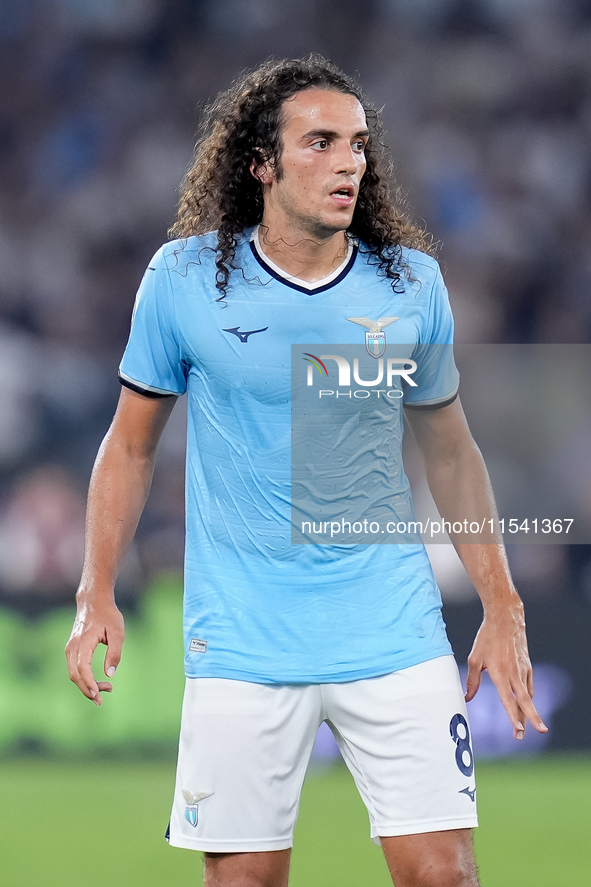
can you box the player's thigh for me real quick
[204,849,291,887]
[381,828,479,887]
[324,656,478,841]
[168,678,322,853]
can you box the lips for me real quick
[331,185,354,198]
[330,184,356,206]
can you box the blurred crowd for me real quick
[1,0,591,611]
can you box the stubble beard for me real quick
[280,198,354,245]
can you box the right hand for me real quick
[65,593,125,705]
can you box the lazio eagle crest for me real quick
[346,317,399,358]
[182,789,214,828]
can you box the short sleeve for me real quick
[119,246,188,397]
[403,262,459,410]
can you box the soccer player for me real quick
[66,56,547,887]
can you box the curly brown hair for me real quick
[169,54,434,299]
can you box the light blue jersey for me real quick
[119,230,459,682]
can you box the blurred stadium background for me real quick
[1,0,591,883]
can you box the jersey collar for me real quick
[249,226,357,295]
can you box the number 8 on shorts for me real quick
[450,713,474,777]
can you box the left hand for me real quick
[465,596,548,740]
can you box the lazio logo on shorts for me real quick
[182,790,214,828]
[346,317,399,358]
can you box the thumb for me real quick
[465,658,483,702]
[104,628,124,678]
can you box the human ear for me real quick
[250,150,275,185]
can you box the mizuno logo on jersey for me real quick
[346,316,399,358]
[223,326,269,343]
[458,786,476,802]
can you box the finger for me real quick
[464,657,483,702]
[74,638,102,701]
[65,640,98,702]
[95,681,113,703]
[69,670,100,704]
[485,665,526,734]
[514,702,526,740]
[495,674,548,737]
[513,682,548,734]
[104,628,124,678]
[526,666,534,698]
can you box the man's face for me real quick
[259,89,369,239]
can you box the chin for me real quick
[316,215,354,237]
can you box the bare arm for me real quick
[66,387,176,704]
[405,397,548,739]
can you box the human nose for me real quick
[332,141,362,176]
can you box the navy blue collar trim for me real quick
[249,240,358,294]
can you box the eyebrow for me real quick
[300,128,370,141]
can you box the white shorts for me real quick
[167,655,478,853]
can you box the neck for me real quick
[256,217,349,283]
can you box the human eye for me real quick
[311,139,329,150]
[352,139,367,153]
